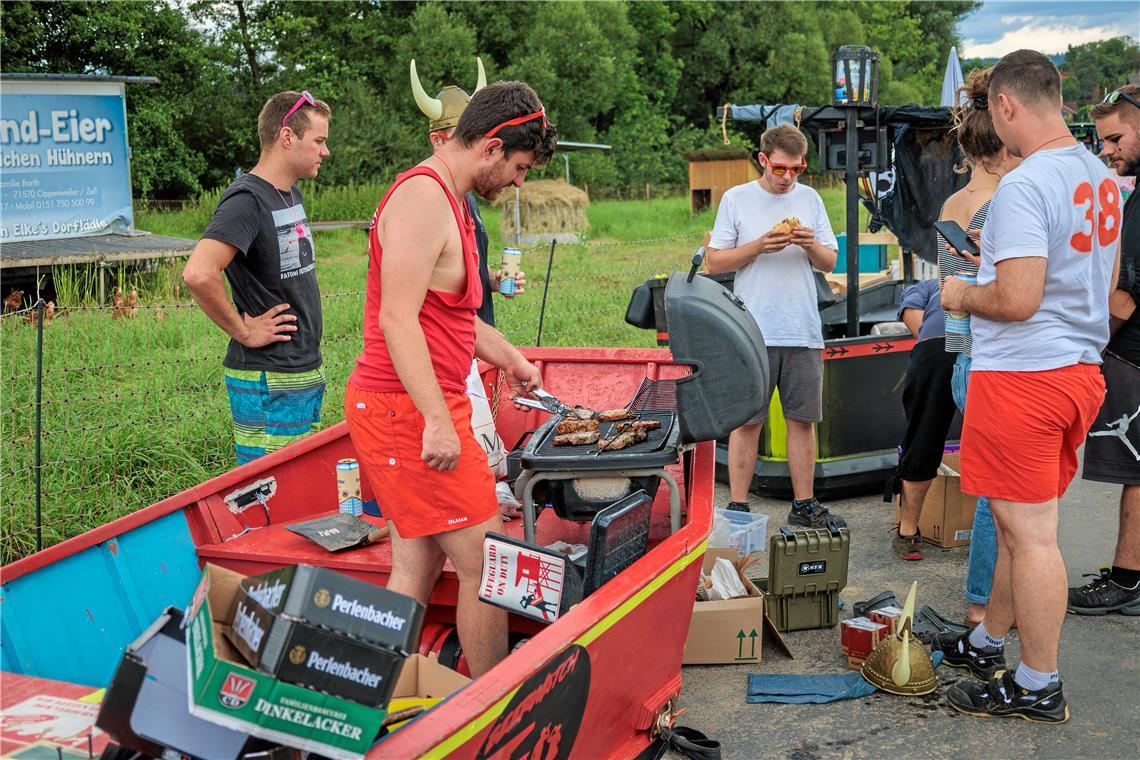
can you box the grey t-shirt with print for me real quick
[202,173,323,373]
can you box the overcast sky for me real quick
[958,0,1140,58]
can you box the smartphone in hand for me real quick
[934,219,980,257]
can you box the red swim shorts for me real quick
[960,363,1105,504]
[344,384,498,539]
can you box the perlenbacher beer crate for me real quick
[227,583,405,708]
[185,563,386,760]
[764,525,850,632]
[226,564,423,708]
[240,564,424,654]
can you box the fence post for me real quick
[535,240,557,347]
[33,298,45,553]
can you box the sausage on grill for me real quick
[556,418,600,435]
[554,430,600,446]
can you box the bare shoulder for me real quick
[382,174,449,217]
[941,187,991,227]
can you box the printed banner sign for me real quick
[1,82,133,242]
[479,535,568,624]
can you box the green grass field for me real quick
[1,186,868,563]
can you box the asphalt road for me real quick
[675,469,1139,760]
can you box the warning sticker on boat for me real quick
[479,535,567,624]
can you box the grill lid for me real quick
[664,271,769,443]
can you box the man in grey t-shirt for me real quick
[183,91,331,464]
[706,124,844,529]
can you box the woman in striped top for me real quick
[937,67,1022,626]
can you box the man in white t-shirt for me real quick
[939,49,1121,724]
[706,124,844,529]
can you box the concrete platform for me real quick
[676,471,1138,759]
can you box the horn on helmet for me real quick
[474,56,487,93]
[410,59,443,121]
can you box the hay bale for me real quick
[495,179,588,243]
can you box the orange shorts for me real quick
[344,384,498,539]
[960,364,1105,503]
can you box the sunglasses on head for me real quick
[761,155,807,177]
[485,107,547,139]
[281,91,316,128]
[1103,88,1140,110]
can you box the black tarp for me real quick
[869,107,967,262]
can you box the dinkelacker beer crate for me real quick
[186,563,387,760]
[765,525,850,632]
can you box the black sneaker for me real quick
[725,501,751,513]
[930,630,1005,680]
[787,498,846,529]
[947,669,1069,724]
[1067,568,1140,615]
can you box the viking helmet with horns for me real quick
[411,57,487,132]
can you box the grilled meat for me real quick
[554,430,600,446]
[595,408,634,422]
[598,428,649,451]
[614,419,661,433]
[569,406,595,420]
[556,418,600,435]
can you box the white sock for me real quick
[1014,662,1060,691]
[968,621,1004,650]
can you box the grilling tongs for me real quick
[512,387,575,416]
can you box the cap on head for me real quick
[410,57,488,132]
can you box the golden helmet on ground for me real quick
[860,581,938,696]
[410,57,487,132]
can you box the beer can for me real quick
[337,458,364,516]
[499,247,522,296]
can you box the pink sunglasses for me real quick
[281,91,316,127]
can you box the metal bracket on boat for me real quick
[222,476,276,541]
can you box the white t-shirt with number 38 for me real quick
[972,144,1121,372]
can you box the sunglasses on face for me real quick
[761,156,807,177]
[282,91,316,127]
[485,108,547,139]
[1103,88,1140,110]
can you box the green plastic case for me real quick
[764,526,850,631]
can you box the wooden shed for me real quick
[685,149,760,214]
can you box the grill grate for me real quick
[628,377,678,414]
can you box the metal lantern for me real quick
[832,45,879,107]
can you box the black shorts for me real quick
[1083,352,1140,486]
[897,338,958,482]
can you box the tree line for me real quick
[2,1,1132,199]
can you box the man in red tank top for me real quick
[346,81,557,677]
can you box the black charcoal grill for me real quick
[513,252,772,543]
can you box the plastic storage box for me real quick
[764,525,850,631]
[712,508,770,556]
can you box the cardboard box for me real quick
[186,563,387,760]
[240,564,424,655]
[868,605,904,635]
[385,654,472,729]
[682,549,765,665]
[895,453,978,548]
[840,616,889,669]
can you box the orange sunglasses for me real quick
[760,154,807,177]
